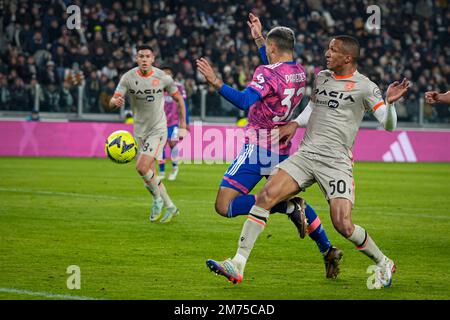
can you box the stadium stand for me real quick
[0,0,448,124]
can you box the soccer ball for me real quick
[104,130,137,164]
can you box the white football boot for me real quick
[375,256,396,288]
[150,197,164,222]
[159,206,179,224]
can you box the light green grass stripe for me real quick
[1,187,448,220]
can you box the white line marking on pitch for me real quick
[0,187,210,204]
[0,288,100,300]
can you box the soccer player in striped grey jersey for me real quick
[211,35,409,287]
[109,45,187,224]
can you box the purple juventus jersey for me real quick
[164,82,186,127]
[246,62,306,155]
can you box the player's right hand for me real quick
[425,91,439,104]
[196,58,223,89]
[113,96,125,109]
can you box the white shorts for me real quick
[277,150,355,204]
[136,134,167,160]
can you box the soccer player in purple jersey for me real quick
[196,14,342,283]
[159,66,190,181]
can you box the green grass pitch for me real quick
[0,157,449,300]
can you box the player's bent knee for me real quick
[214,201,228,217]
[135,155,155,176]
[135,163,149,176]
[333,222,354,238]
[330,212,354,237]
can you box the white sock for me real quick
[235,205,269,274]
[171,145,179,166]
[347,225,384,264]
[142,170,160,198]
[232,253,247,275]
[158,180,174,208]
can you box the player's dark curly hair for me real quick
[266,26,295,53]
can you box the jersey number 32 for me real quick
[273,87,305,122]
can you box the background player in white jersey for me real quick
[158,65,190,181]
[109,45,187,224]
[211,35,409,287]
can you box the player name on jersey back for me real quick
[285,73,306,83]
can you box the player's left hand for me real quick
[178,123,188,141]
[247,13,263,39]
[386,78,410,104]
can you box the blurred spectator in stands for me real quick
[205,85,221,116]
[10,77,30,111]
[92,46,108,70]
[60,81,75,112]
[27,31,46,54]
[53,46,71,76]
[85,70,101,113]
[0,73,11,109]
[75,45,91,66]
[38,60,60,86]
[42,84,60,112]
[101,61,118,80]
[14,53,34,83]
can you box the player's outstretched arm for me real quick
[425,90,450,104]
[196,57,261,110]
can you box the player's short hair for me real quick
[333,35,360,62]
[136,45,153,53]
[266,26,295,53]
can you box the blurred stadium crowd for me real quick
[0,0,448,123]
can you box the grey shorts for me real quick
[136,134,167,160]
[277,150,355,204]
